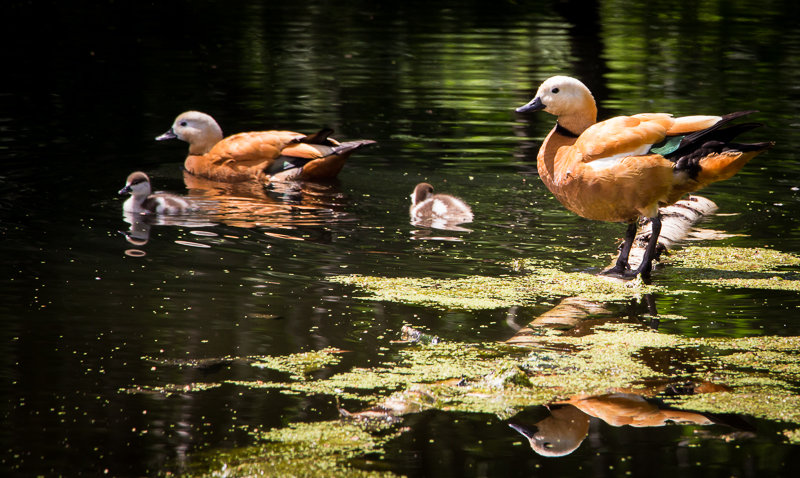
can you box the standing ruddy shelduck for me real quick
[156,111,375,183]
[516,76,772,278]
[410,182,474,225]
[119,171,191,214]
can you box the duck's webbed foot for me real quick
[601,221,637,277]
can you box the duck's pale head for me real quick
[119,171,152,197]
[411,182,434,205]
[516,76,597,132]
[156,111,224,155]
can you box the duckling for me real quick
[409,182,474,224]
[516,75,772,278]
[119,171,191,214]
[156,111,375,183]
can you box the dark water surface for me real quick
[2,0,800,476]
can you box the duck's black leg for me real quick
[633,213,662,278]
[604,221,637,275]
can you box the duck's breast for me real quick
[556,151,675,222]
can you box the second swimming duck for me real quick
[156,111,375,183]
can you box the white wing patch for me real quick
[585,143,653,171]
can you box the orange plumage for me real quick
[156,111,375,183]
[516,76,772,278]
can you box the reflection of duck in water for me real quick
[557,392,713,428]
[120,211,152,246]
[509,404,590,457]
[119,171,192,214]
[181,170,350,230]
[409,182,473,229]
[156,111,375,183]
[510,390,741,457]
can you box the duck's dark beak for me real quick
[515,96,545,113]
[155,129,177,141]
[508,422,538,439]
[119,185,132,195]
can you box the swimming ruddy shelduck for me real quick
[156,111,375,183]
[410,182,474,224]
[119,171,191,214]
[516,76,772,278]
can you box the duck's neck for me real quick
[188,123,224,155]
[189,134,222,156]
[538,128,571,180]
[537,117,588,193]
[555,99,597,136]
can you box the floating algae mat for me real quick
[185,420,402,478]
[249,347,345,380]
[331,261,662,310]
[178,324,800,476]
[331,247,800,311]
[666,246,800,291]
[180,247,800,475]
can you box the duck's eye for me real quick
[180,121,188,127]
[552,88,560,94]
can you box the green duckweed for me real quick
[331,267,660,310]
[249,347,344,380]
[178,246,800,474]
[185,421,401,477]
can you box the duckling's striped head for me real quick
[411,182,434,205]
[119,171,152,197]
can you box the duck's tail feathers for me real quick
[300,128,336,146]
[671,110,758,156]
[265,138,376,181]
[667,110,771,179]
[668,140,773,203]
[297,128,376,154]
[695,142,773,183]
[332,139,377,156]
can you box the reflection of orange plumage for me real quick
[156,111,375,183]
[557,392,712,427]
[516,76,772,278]
[510,389,724,458]
[181,170,351,230]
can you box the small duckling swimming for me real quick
[409,182,473,225]
[119,171,191,214]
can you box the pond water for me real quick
[2,0,800,476]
